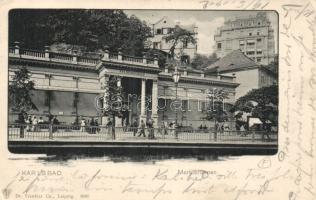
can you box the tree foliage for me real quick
[9,67,38,113]
[145,49,167,69]
[103,77,124,119]
[205,89,229,122]
[163,25,196,59]
[191,53,218,70]
[233,85,278,111]
[233,85,278,124]
[9,10,151,56]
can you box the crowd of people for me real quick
[79,117,100,134]
[17,112,59,132]
[15,111,275,141]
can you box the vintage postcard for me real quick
[0,0,315,200]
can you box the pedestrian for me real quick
[262,120,271,141]
[95,118,100,133]
[137,120,146,137]
[173,122,178,139]
[25,115,32,132]
[106,118,115,139]
[38,116,44,124]
[132,119,138,136]
[158,121,163,135]
[52,115,59,133]
[38,116,44,130]
[147,118,154,139]
[80,118,85,132]
[32,116,38,132]
[18,112,26,137]
[163,121,169,135]
[90,117,95,134]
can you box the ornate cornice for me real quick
[158,73,239,88]
[98,61,162,74]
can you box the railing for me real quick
[9,48,14,54]
[77,56,99,65]
[147,60,155,65]
[50,52,73,62]
[122,55,143,63]
[8,123,278,143]
[9,46,159,68]
[109,53,118,60]
[20,49,45,58]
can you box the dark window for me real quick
[257,38,262,42]
[249,32,252,36]
[257,32,260,35]
[247,51,255,55]
[183,39,188,48]
[217,43,222,49]
[257,57,262,62]
[181,55,190,64]
[156,29,162,34]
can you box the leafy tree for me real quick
[163,25,196,59]
[145,49,168,69]
[233,85,278,124]
[9,67,38,113]
[9,67,38,138]
[9,10,151,56]
[102,76,124,139]
[205,89,229,122]
[205,89,229,140]
[191,53,218,70]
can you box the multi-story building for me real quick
[214,12,275,65]
[205,50,277,99]
[9,43,238,128]
[145,16,198,63]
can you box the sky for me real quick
[124,10,278,55]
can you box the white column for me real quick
[140,79,147,123]
[115,77,122,127]
[151,79,158,127]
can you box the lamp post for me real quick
[172,66,181,138]
[207,88,217,141]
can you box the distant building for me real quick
[214,12,275,65]
[145,16,198,63]
[206,50,277,99]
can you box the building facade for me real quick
[9,44,238,128]
[206,50,277,99]
[145,16,198,63]
[214,12,275,65]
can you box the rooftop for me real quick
[205,50,260,73]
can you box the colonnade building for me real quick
[9,43,239,128]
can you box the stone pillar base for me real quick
[151,114,159,128]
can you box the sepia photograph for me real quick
[1,1,316,200]
[7,9,279,156]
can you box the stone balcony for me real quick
[9,42,159,68]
